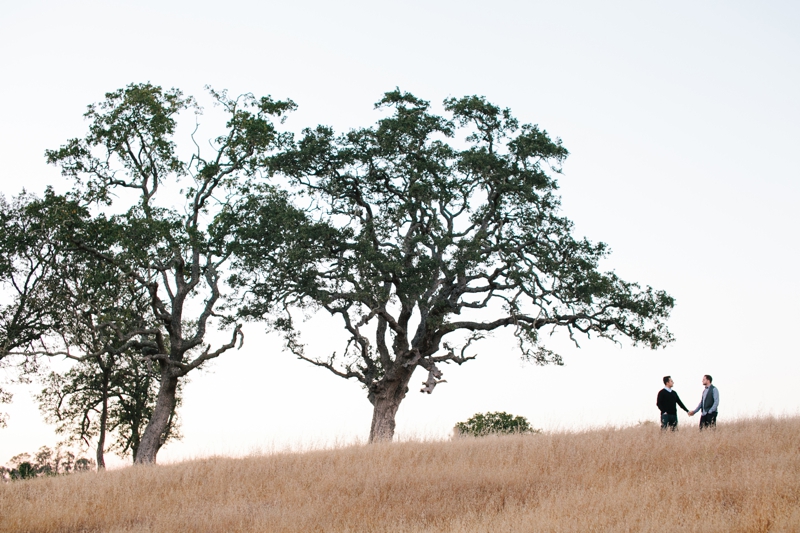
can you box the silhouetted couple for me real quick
[656,375,719,431]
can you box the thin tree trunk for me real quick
[368,368,413,443]
[96,368,110,471]
[134,367,178,464]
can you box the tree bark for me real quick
[134,367,178,464]
[368,367,413,443]
[96,368,109,471]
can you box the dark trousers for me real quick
[699,411,717,429]
[661,413,678,431]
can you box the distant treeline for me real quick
[1,446,94,481]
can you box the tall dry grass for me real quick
[2,416,798,533]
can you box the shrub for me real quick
[454,411,540,437]
[11,462,37,480]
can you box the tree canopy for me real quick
[43,83,303,463]
[0,192,86,426]
[232,90,675,442]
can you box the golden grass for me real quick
[2,416,799,533]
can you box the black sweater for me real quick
[656,389,689,415]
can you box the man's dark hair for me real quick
[663,375,671,385]
[705,374,713,383]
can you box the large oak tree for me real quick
[234,91,675,443]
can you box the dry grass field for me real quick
[2,416,799,533]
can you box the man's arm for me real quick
[710,387,720,413]
[656,390,666,412]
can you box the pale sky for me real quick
[1,0,799,467]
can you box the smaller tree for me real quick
[5,453,34,480]
[2,191,178,470]
[454,411,539,437]
[33,446,55,475]
[37,353,181,468]
[45,83,301,464]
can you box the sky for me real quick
[1,0,798,467]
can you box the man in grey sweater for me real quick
[688,374,719,429]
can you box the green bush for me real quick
[454,411,540,437]
[12,462,37,480]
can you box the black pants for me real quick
[661,413,678,431]
[699,411,717,429]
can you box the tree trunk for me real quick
[96,369,109,471]
[368,368,413,443]
[134,367,178,464]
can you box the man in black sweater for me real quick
[657,376,689,430]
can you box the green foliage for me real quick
[43,82,305,462]
[455,411,539,437]
[236,88,675,394]
[0,191,91,426]
[12,462,36,480]
[0,191,79,358]
[0,190,179,463]
[3,83,676,449]
[43,82,300,369]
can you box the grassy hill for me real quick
[2,416,798,532]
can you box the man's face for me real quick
[666,379,674,388]
[702,376,710,386]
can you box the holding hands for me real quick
[688,410,695,417]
